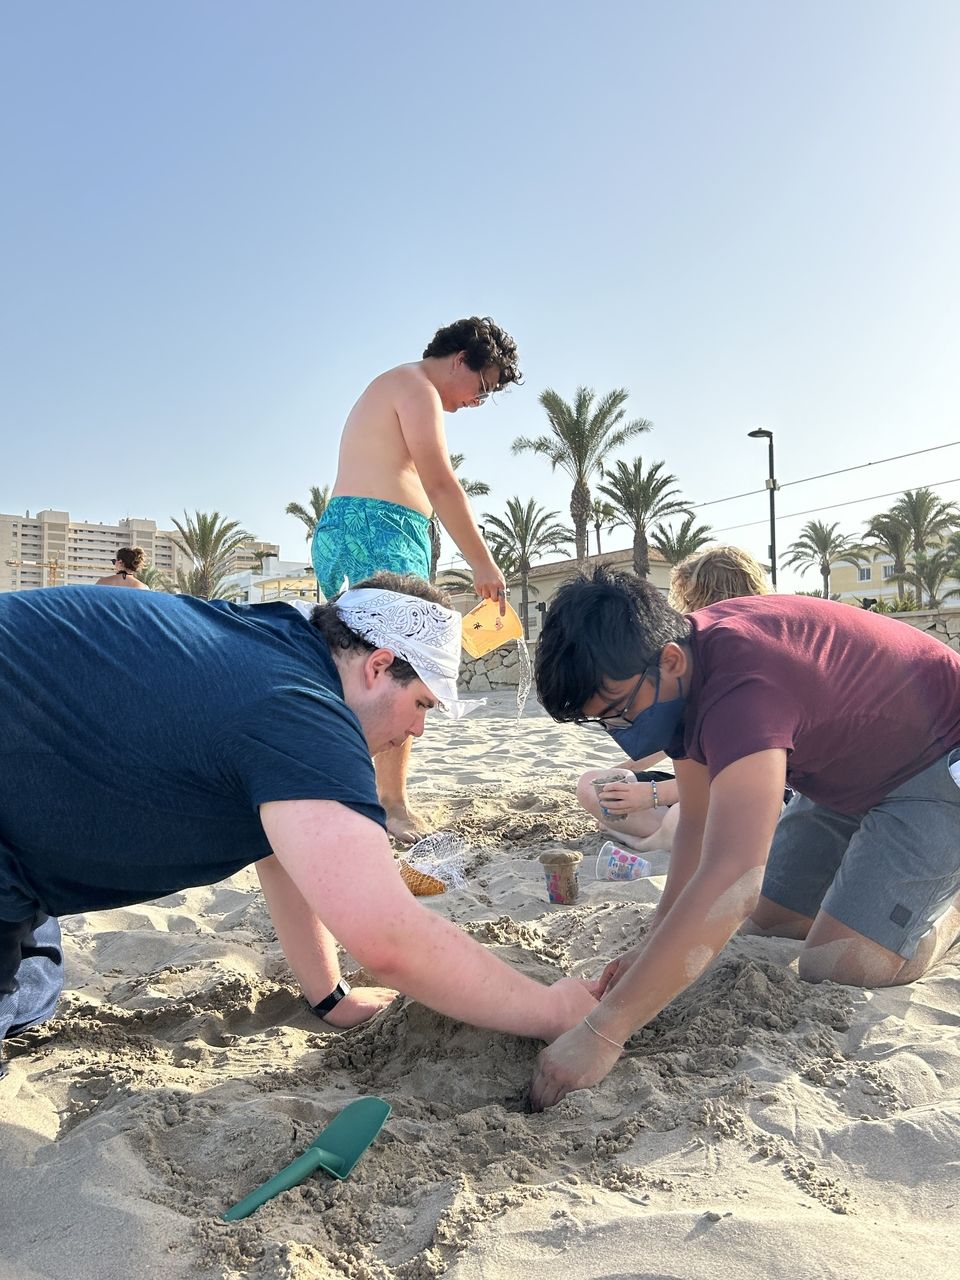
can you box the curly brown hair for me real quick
[115,547,145,572]
[423,316,521,390]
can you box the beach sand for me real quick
[2,694,958,1279]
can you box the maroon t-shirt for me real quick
[675,595,960,814]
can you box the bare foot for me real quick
[321,986,399,1029]
[601,826,666,853]
[385,804,430,845]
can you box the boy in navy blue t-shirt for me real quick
[0,576,596,1071]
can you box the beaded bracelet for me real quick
[650,778,659,809]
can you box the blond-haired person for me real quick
[577,546,771,853]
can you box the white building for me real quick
[0,509,195,592]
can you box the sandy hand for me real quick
[546,975,601,1039]
[598,780,652,814]
[321,986,398,1029]
[596,946,643,998]
[529,1020,623,1111]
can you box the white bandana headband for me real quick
[333,588,484,719]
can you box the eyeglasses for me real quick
[473,369,493,405]
[572,667,657,729]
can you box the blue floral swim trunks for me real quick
[311,496,433,599]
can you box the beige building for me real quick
[0,511,280,594]
[441,545,672,639]
[0,509,195,592]
[831,556,960,605]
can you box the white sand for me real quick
[1,695,958,1279]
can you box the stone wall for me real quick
[891,607,960,652]
[460,640,536,692]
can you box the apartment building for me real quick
[0,509,194,592]
[832,556,960,605]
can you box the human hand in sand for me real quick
[529,1020,623,1111]
[320,986,399,1029]
[596,947,644,997]
[547,975,602,1038]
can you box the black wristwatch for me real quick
[309,978,352,1020]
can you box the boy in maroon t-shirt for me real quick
[528,566,960,1110]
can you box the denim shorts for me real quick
[761,748,960,958]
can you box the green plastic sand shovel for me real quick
[223,1096,392,1221]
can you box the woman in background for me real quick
[95,546,151,590]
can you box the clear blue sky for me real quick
[2,1,958,589]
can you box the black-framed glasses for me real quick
[572,666,658,730]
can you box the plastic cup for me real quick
[595,840,654,881]
[539,850,583,904]
[591,769,635,823]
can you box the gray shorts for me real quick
[761,749,960,958]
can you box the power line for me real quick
[690,440,960,511]
[710,475,960,535]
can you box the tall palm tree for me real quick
[481,498,573,638]
[589,498,617,557]
[781,520,866,599]
[171,510,252,600]
[512,387,651,560]
[862,509,912,604]
[650,513,714,567]
[286,485,331,541]
[429,454,491,581]
[889,487,960,603]
[597,458,690,579]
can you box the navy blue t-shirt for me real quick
[0,587,385,918]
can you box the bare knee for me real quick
[576,770,603,818]
[743,895,813,940]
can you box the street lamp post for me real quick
[747,428,778,589]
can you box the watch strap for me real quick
[309,978,352,1019]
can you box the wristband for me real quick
[650,779,659,809]
[309,978,352,1020]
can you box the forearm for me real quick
[367,905,561,1038]
[256,855,340,1003]
[591,864,763,1043]
[649,810,703,923]
[426,478,493,567]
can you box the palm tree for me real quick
[781,520,867,598]
[862,509,912,604]
[651,513,714,567]
[286,485,331,541]
[481,498,573,638]
[429,453,491,581]
[889,488,960,603]
[171,510,252,600]
[892,550,960,609]
[597,458,690,579]
[139,563,172,592]
[512,387,652,561]
[589,498,617,557]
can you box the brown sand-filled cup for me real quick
[591,769,635,823]
[539,850,583,904]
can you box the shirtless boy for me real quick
[312,316,521,842]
